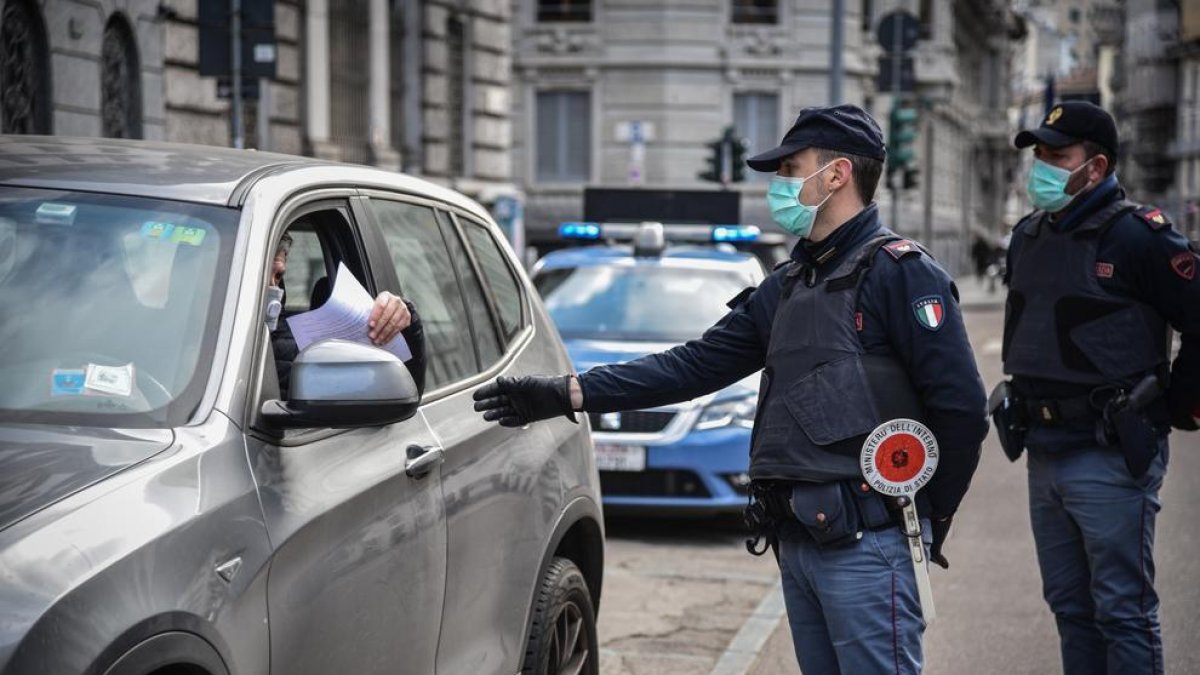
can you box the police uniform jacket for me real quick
[578,204,989,518]
[1005,175,1200,448]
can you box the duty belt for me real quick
[1022,390,1115,426]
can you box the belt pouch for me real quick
[790,482,862,548]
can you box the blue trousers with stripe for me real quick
[1027,442,1167,675]
[778,524,928,674]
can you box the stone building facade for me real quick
[512,0,1019,273]
[1,0,516,196]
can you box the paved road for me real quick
[596,306,1200,674]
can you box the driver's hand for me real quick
[368,292,411,345]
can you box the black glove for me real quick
[929,516,952,570]
[472,375,578,427]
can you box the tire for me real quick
[521,557,599,675]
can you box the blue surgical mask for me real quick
[1027,158,1093,212]
[767,162,835,238]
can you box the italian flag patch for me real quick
[912,295,945,331]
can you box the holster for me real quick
[989,380,1028,462]
[1098,404,1160,479]
[1096,373,1164,479]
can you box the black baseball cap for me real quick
[746,104,886,172]
[1014,101,1118,157]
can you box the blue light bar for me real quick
[711,225,760,242]
[559,222,602,239]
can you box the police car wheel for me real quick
[521,557,598,675]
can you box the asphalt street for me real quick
[596,306,1200,674]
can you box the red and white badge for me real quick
[860,418,939,496]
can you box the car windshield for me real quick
[535,264,750,342]
[0,187,238,428]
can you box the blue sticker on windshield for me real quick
[51,369,86,396]
[140,220,175,240]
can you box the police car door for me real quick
[243,198,447,674]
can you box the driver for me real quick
[268,232,426,399]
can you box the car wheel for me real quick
[522,557,598,675]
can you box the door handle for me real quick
[405,444,445,478]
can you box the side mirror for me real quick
[261,339,420,429]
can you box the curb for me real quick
[709,580,788,675]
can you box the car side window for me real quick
[459,218,525,345]
[439,213,503,368]
[369,199,478,389]
[279,226,327,313]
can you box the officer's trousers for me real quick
[777,523,927,674]
[1027,441,1167,675]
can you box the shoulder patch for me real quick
[1134,206,1171,231]
[883,239,922,261]
[1170,251,1197,281]
[912,295,945,331]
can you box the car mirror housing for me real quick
[261,339,420,429]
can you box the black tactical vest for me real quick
[1003,200,1170,388]
[749,234,926,482]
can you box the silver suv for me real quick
[0,137,603,675]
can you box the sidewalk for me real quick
[954,275,1005,310]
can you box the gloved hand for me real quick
[929,516,952,569]
[472,375,578,427]
[1167,384,1199,431]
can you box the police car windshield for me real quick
[535,265,749,342]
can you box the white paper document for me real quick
[285,262,413,361]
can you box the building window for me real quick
[732,0,777,25]
[101,15,143,139]
[536,91,590,182]
[447,15,466,176]
[0,0,51,134]
[734,93,778,182]
[537,0,591,22]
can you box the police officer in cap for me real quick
[473,104,988,673]
[996,100,1200,674]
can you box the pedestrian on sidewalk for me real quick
[993,100,1200,675]
[473,105,989,674]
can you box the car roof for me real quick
[535,244,765,277]
[0,136,485,214]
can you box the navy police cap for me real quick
[1014,101,1118,158]
[747,104,886,172]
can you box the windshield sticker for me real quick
[84,363,134,397]
[35,202,77,226]
[169,225,206,246]
[140,220,175,240]
[51,369,87,396]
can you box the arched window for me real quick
[0,0,52,134]
[101,14,142,138]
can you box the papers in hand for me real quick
[285,262,413,361]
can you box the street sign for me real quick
[877,10,921,53]
[198,0,277,79]
[877,55,916,92]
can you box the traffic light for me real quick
[729,131,749,183]
[698,137,725,184]
[888,100,919,184]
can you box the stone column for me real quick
[305,0,338,159]
[368,0,401,170]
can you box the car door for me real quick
[241,197,448,674]
[361,195,580,673]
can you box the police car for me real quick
[532,221,767,514]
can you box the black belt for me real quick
[1023,392,1109,426]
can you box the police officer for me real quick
[997,101,1200,675]
[474,105,988,674]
